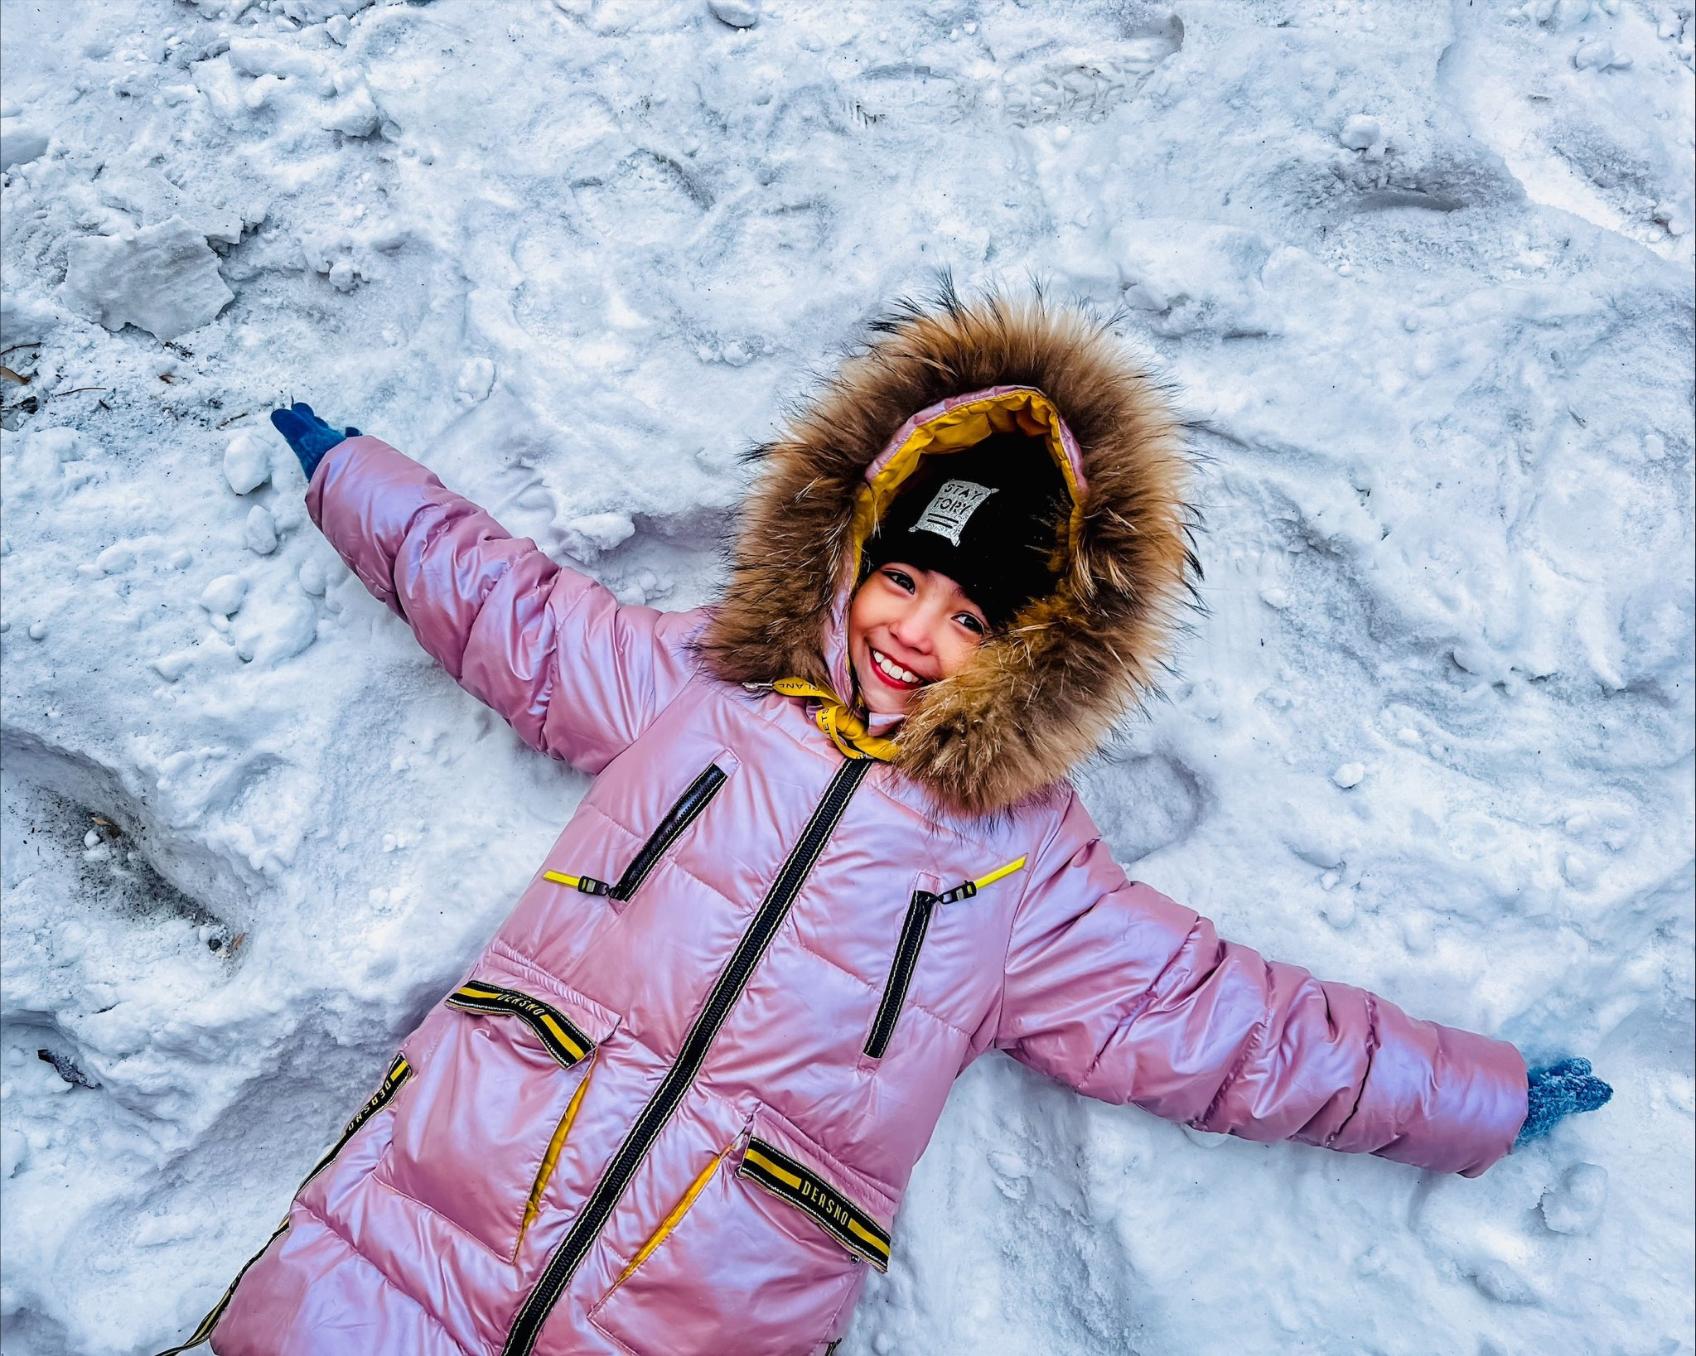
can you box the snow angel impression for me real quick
[158,286,1611,1356]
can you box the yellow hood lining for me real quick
[846,388,1086,589]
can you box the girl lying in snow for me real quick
[163,288,1609,1356]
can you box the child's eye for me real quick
[955,613,986,637]
[882,569,915,593]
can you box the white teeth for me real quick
[872,648,921,685]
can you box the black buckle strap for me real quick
[738,1137,892,1271]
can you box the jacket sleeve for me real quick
[995,791,1528,1177]
[305,436,701,773]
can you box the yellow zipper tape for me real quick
[515,1059,595,1257]
[616,1148,728,1284]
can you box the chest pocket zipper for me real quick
[543,763,728,902]
[863,857,1027,1060]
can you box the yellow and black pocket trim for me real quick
[738,1138,892,1271]
[302,1053,412,1188]
[446,979,594,1070]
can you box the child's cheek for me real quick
[845,581,871,645]
[846,585,876,665]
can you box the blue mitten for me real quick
[270,402,361,480]
[1515,1056,1612,1147]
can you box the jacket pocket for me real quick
[862,858,1028,1061]
[543,760,730,903]
[374,963,620,1260]
[589,1106,892,1356]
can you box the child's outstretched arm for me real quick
[273,404,699,773]
[995,791,1603,1177]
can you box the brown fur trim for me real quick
[697,280,1200,817]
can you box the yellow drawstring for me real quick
[772,678,901,763]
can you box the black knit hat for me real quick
[862,432,1069,628]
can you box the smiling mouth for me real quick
[869,646,927,691]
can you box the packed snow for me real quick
[1,1,1691,1354]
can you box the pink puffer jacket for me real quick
[182,295,1527,1356]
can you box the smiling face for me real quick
[847,562,990,716]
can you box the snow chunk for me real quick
[1652,200,1691,238]
[456,357,496,404]
[0,291,57,351]
[60,217,233,342]
[0,117,49,171]
[89,165,250,247]
[244,505,279,555]
[226,37,327,82]
[223,432,272,495]
[1331,762,1366,789]
[199,574,247,617]
[94,542,135,575]
[1338,115,1383,154]
[709,0,761,27]
[1573,39,1632,71]
[151,649,196,683]
[562,512,636,560]
[232,592,317,666]
[322,82,380,137]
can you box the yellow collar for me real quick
[772,678,900,763]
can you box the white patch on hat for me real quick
[909,479,996,547]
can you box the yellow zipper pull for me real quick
[935,855,1027,905]
[543,870,611,896]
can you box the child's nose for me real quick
[890,608,937,653]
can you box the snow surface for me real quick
[1,1,1691,1353]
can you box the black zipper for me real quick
[610,763,727,901]
[562,764,728,901]
[863,891,936,1060]
[501,756,872,1356]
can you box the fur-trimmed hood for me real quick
[698,284,1200,818]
